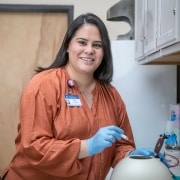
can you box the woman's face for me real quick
[67,24,104,76]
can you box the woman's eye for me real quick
[78,41,86,46]
[93,43,102,49]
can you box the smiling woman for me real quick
[65,23,104,108]
[0,4,73,175]
[0,12,169,180]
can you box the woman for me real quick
[1,13,161,180]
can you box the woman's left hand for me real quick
[129,148,154,157]
[129,148,170,168]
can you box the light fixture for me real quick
[107,0,134,40]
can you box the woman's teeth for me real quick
[81,57,94,62]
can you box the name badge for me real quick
[64,94,82,107]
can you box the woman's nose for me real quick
[84,45,95,54]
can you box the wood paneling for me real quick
[0,10,69,173]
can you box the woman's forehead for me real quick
[73,24,102,40]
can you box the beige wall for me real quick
[0,0,130,40]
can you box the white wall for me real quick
[0,0,130,40]
[111,41,177,149]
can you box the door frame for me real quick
[0,4,74,26]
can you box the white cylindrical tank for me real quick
[111,155,172,180]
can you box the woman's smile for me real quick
[80,57,95,63]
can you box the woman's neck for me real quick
[65,65,96,93]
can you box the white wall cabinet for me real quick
[135,0,144,60]
[157,0,178,48]
[144,0,157,55]
[135,0,180,64]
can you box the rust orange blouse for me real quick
[2,67,135,180]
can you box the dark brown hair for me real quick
[36,13,113,84]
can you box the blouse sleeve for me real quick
[19,77,83,177]
[111,87,136,167]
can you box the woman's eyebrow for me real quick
[76,38,102,43]
[94,40,103,44]
[76,37,87,41]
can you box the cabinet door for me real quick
[157,0,177,48]
[144,0,157,55]
[135,0,145,60]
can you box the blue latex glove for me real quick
[129,148,154,157]
[130,148,170,168]
[87,125,124,156]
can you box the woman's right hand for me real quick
[87,125,124,156]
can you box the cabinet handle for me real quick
[173,8,176,15]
